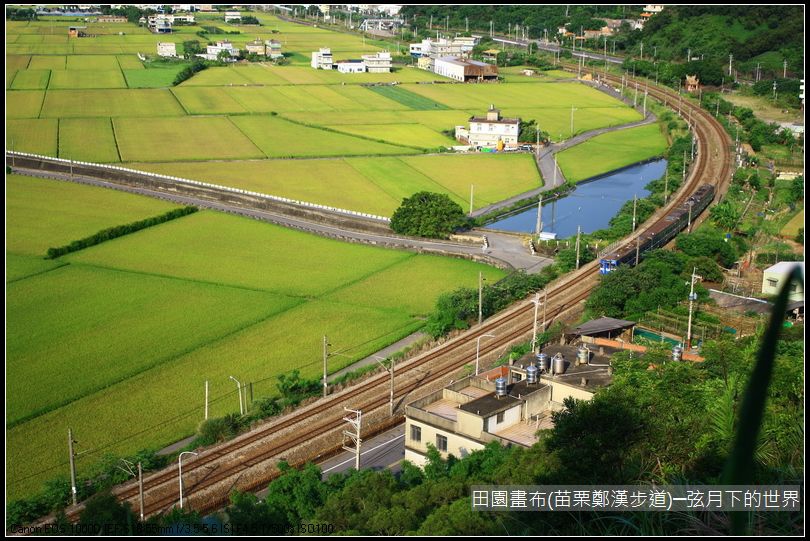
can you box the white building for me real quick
[196,40,239,61]
[224,11,241,22]
[311,47,335,69]
[433,56,498,83]
[156,41,177,57]
[405,344,613,467]
[762,262,805,302]
[410,37,473,60]
[337,60,366,73]
[361,50,392,73]
[455,105,520,149]
[643,4,665,13]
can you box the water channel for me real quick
[485,159,668,239]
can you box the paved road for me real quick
[318,424,405,480]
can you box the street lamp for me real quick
[178,451,198,509]
[530,293,542,353]
[229,376,243,415]
[374,356,395,416]
[475,334,496,375]
[686,267,703,349]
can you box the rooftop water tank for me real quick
[495,377,508,397]
[552,353,566,375]
[537,353,550,373]
[526,364,539,384]
[577,345,589,366]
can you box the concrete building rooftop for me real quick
[459,379,548,417]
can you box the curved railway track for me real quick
[32,67,732,526]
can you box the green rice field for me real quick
[59,118,121,162]
[7,205,504,498]
[5,174,178,256]
[114,116,265,162]
[5,11,669,502]
[556,123,668,183]
[129,152,542,216]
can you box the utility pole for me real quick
[531,293,541,352]
[137,462,144,521]
[575,225,582,270]
[570,105,576,137]
[469,184,474,215]
[728,53,733,76]
[783,59,787,78]
[535,126,540,158]
[686,267,702,349]
[635,236,641,266]
[68,428,78,506]
[490,20,493,38]
[687,201,694,233]
[687,47,690,63]
[639,40,643,61]
[465,17,468,32]
[478,271,484,325]
[342,408,362,470]
[374,357,395,416]
[632,194,638,232]
[535,195,543,235]
[322,336,329,397]
[542,288,548,332]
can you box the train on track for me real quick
[599,183,715,274]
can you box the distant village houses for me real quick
[246,38,283,59]
[97,15,127,23]
[455,105,520,150]
[224,11,242,22]
[157,41,177,57]
[311,48,391,73]
[196,40,239,62]
[685,74,701,93]
[311,47,335,69]
[434,57,498,83]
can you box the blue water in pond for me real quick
[485,159,667,239]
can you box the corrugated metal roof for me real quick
[571,317,636,336]
[764,261,804,275]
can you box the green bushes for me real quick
[173,61,207,85]
[424,266,559,338]
[676,227,739,267]
[196,414,241,446]
[6,449,166,529]
[390,192,470,239]
[46,206,197,259]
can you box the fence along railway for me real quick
[20,65,732,526]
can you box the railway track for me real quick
[28,66,732,526]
